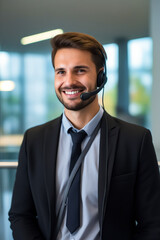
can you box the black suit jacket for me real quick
[9,111,160,240]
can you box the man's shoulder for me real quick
[25,115,62,140]
[104,111,150,138]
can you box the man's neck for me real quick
[64,100,100,130]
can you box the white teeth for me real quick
[65,90,79,95]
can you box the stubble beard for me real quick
[55,92,96,111]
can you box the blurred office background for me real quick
[0,0,160,239]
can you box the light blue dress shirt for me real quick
[56,106,104,240]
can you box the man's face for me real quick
[54,48,98,111]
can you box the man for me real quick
[9,32,160,240]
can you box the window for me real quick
[128,37,152,128]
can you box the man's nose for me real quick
[65,72,76,85]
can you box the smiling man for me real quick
[9,32,160,240]
[54,47,100,127]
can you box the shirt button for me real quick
[71,237,75,240]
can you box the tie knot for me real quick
[69,129,87,145]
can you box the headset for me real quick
[80,50,108,101]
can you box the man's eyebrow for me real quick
[55,65,89,72]
[74,65,89,69]
[55,67,65,72]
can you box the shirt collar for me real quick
[62,106,104,137]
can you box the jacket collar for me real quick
[98,111,120,235]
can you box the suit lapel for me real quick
[98,112,119,233]
[43,116,62,238]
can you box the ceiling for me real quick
[0,0,150,53]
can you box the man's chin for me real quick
[58,95,96,111]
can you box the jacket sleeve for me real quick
[8,131,45,240]
[133,130,160,240]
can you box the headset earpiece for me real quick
[80,49,108,101]
[97,70,107,87]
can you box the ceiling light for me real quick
[21,28,63,45]
[0,80,15,91]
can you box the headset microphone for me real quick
[80,75,107,100]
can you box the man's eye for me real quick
[77,69,86,73]
[57,70,65,75]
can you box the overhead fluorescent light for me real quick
[21,28,63,45]
[0,80,15,91]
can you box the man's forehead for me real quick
[54,48,94,67]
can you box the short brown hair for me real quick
[50,32,107,72]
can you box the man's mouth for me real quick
[64,90,81,95]
[60,87,85,97]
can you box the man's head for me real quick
[51,32,107,73]
[50,32,107,112]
